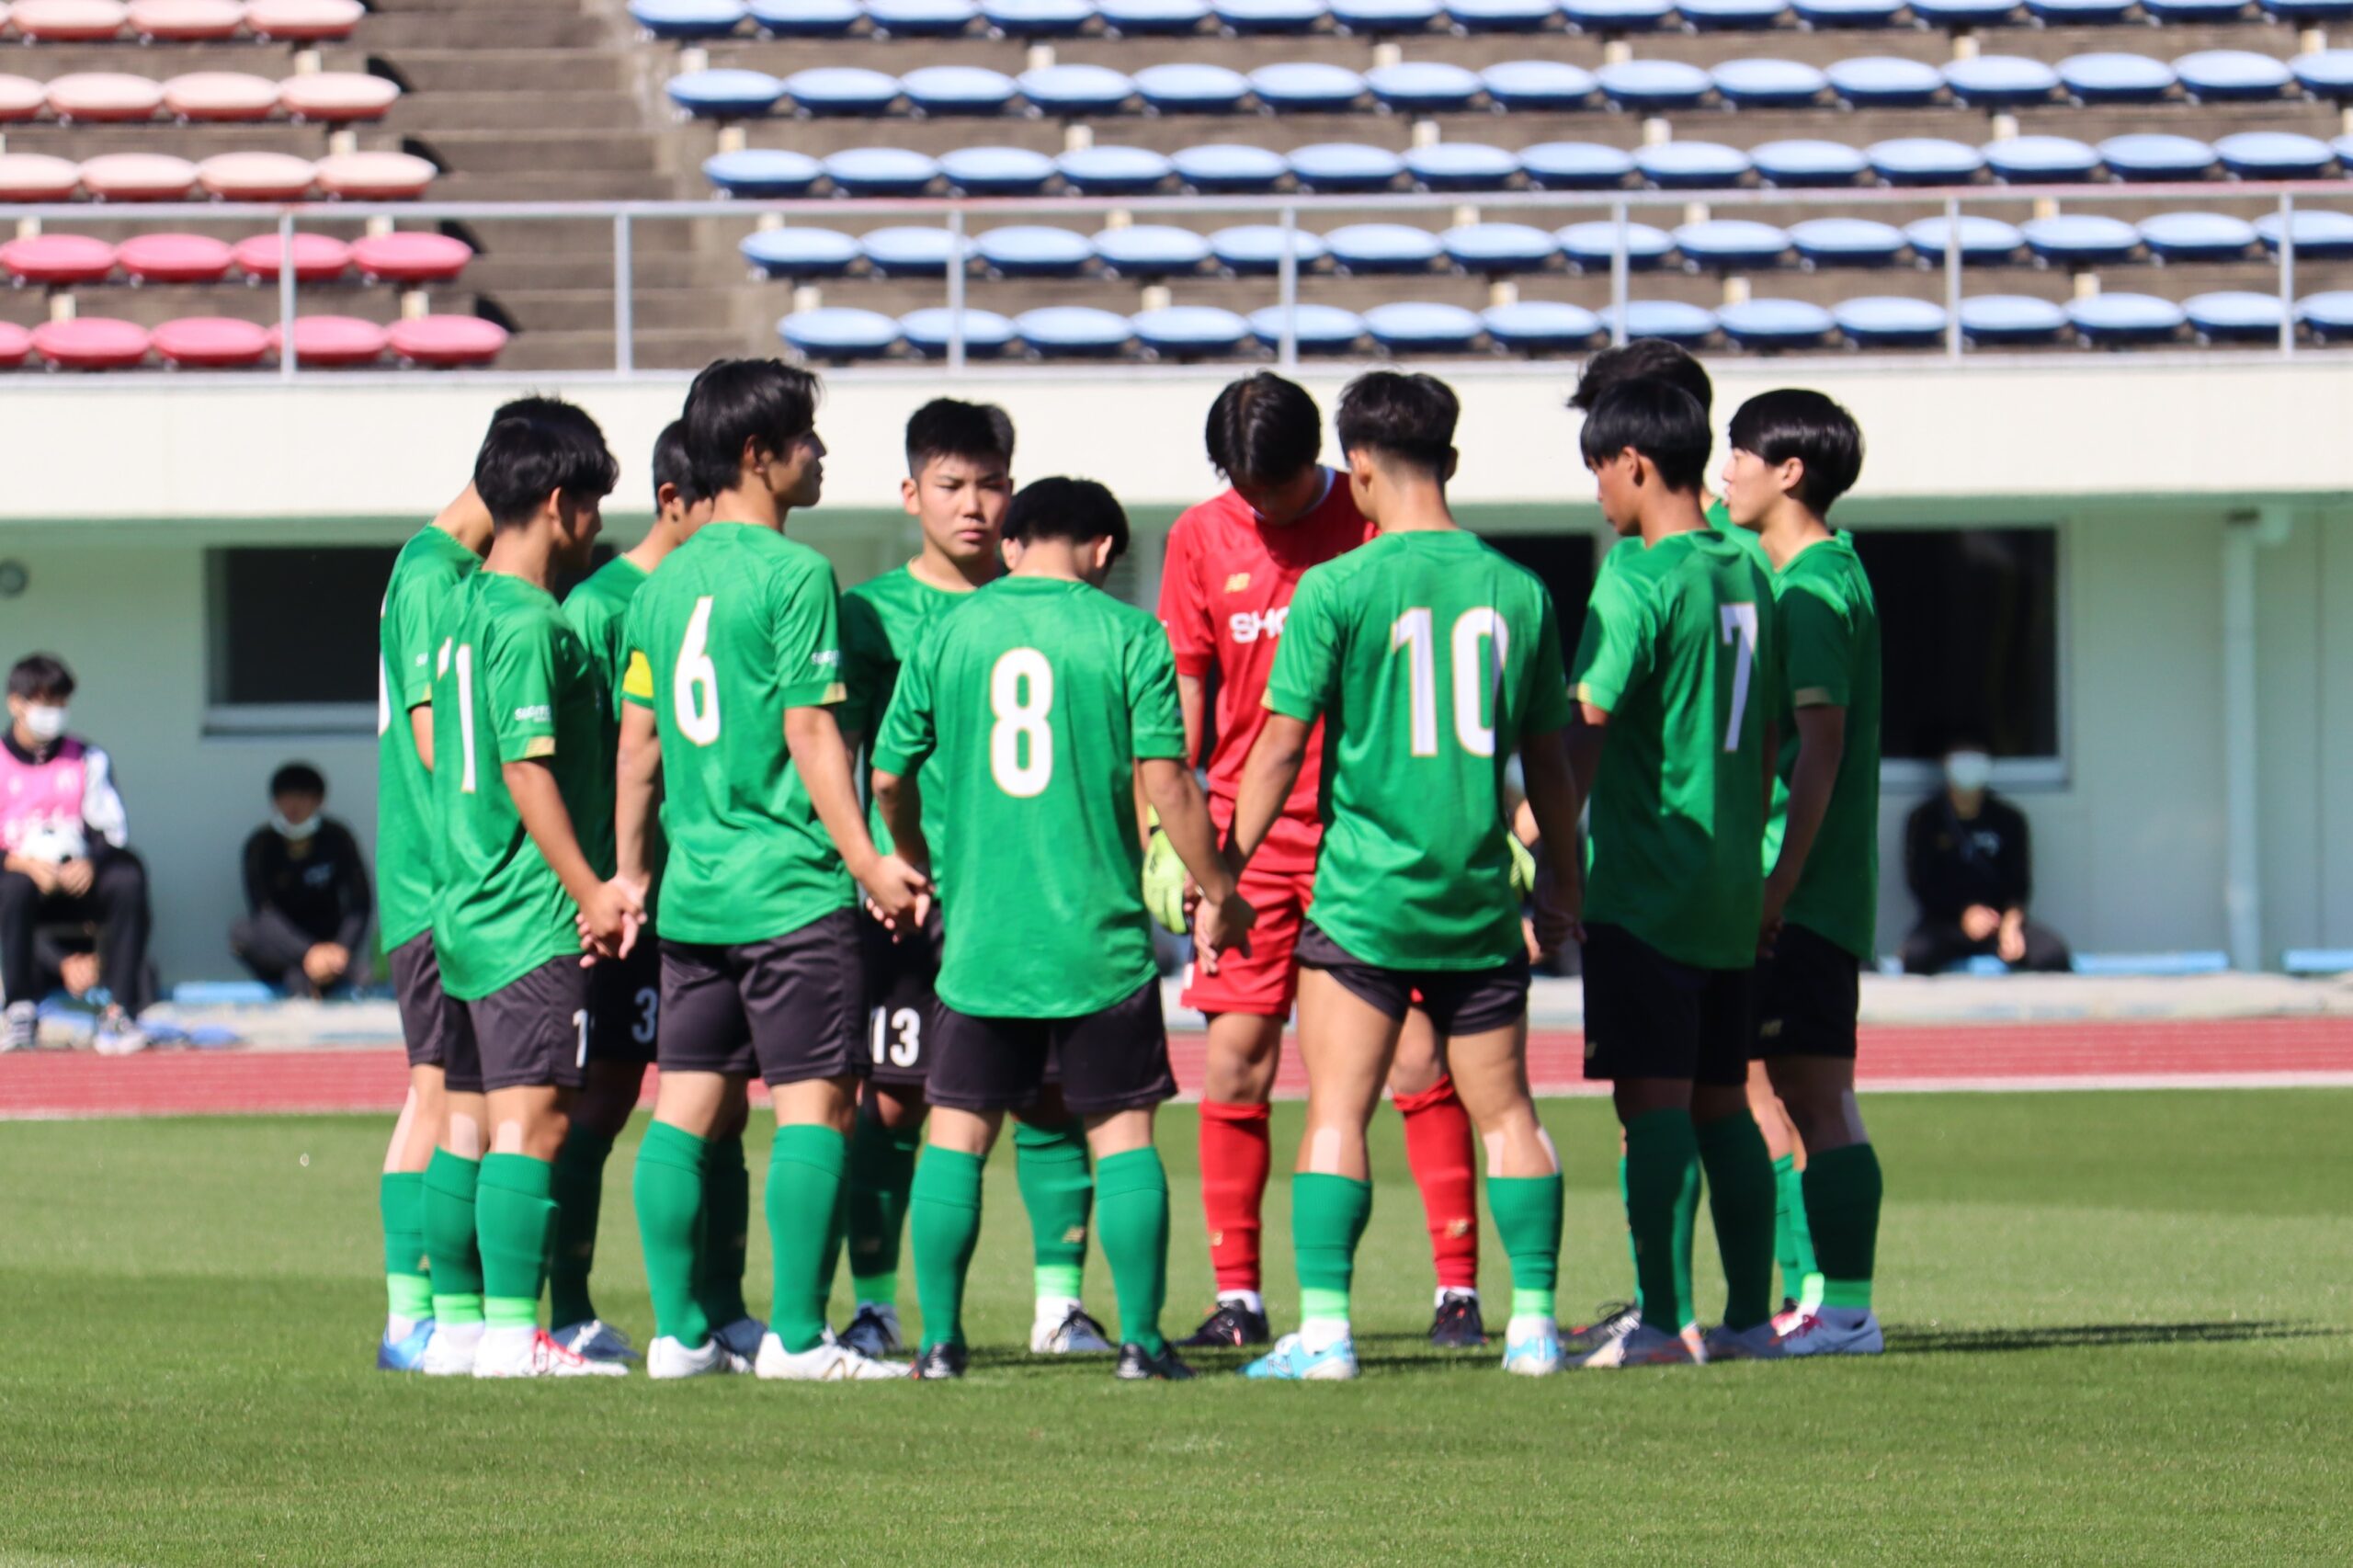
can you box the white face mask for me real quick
[22,703,67,742]
[1945,750,1994,793]
[271,810,321,842]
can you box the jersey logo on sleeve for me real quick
[513,703,552,724]
[1224,572,1252,594]
[1229,607,1289,644]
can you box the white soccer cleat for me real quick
[755,1330,908,1381]
[1241,1331,1359,1381]
[1583,1323,1699,1369]
[3,1001,36,1053]
[840,1303,902,1358]
[92,1006,148,1056]
[1030,1302,1115,1355]
[1501,1316,1563,1376]
[418,1321,484,1377]
[1778,1308,1884,1358]
[1701,1322,1787,1362]
[647,1334,748,1380]
[472,1325,630,1379]
[712,1315,768,1362]
[552,1318,641,1364]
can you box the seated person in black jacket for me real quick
[232,763,373,995]
[1902,743,2071,974]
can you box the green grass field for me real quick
[3,1091,2349,1565]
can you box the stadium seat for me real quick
[2301,290,2353,340]
[1286,141,1403,191]
[780,306,904,359]
[2269,0,2353,19]
[2024,213,2139,266]
[2281,947,2353,974]
[2256,209,2353,259]
[1675,218,1791,268]
[1957,293,2067,345]
[1247,301,1364,351]
[859,224,968,276]
[1868,137,1984,186]
[2290,50,2353,98]
[1015,304,1133,356]
[2141,0,2249,19]
[705,146,824,196]
[1612,299,1717,345]
[2056,52,2176,105]
[629,0,752,40]
[747,0,861,34]
[2138,210,2256,262]
[46,73,164,123]
[1480,62,1597,112]
[1172,142,1287,192]
[1054,144,1172,193]
[1718,297,1835,349]
[1834,294,1949,347]
[1363,300,1483,353]
[199,150,316,199]
[975,222,1094,276]
[1561,0,1675,28]
[1330,0,1441,28]
[1210,222,1327,272]
[786,67,901,116]
[1404,142,1519,191]
[1448,0,1562,28]
[1634,142,1751,188]
[2025,0,2133,18]
[1983,135,2101,183]
[1133,62,1249,113]
[2334,131,2353,166]
[1908,0,2018,24]
[231,231,348,281]
[1711,59,1828,108]
[822,147,938,196]
[1326,222,1444,272]
[0,152,81,199]
[868,0,981,34]
[1018,63,1135,115]
[1680,0,1790,25]
[13,0,130,42]
[740,226,861,278]
[1794,0,1906,22]
[0,322,34,368]
[940,144,1056,194]
[1827,56,1943,108]
[902,64,1017,115]
[1904,213,2025,262]
[898,305,1018,357]
[1481,300,1605,353]
[1520,142,1635,189]
[2,233,117,285]
[389,316,507,368]
[1131,303,1251,356]
[1248,62,1366,113]
[82,152,199,200]
[164,71,280,122]
[2182,290,2286,341]
[0,76,40,121]
[1094,222,1212,275]
[1941,56,2059,108]
[279,72,398,123]
[2213,131,2336,178]
[2066,291,2184,346]
[1790,216,1909,266]
[347,231,472,285]
[2068,949,2228,974]
[118,232,233,283]
[244,0,361,41]
[983,0,1097,33]
[268,314,384,366]
[130,0,247,42]
[1369,61,1483,113]
[313,150,438,199]
[1098,0,1212,30]
[1440,221,1556,272]
[1559,218,1676,268]
[2098,132,2216,181]
[32,316,149,369]
[2173,50,2290,101]
[1750,140,1869,187]
[152,316,270,369]
[1597,60,1712,111]
[669,67,787,118]
[1213,0,1328,30]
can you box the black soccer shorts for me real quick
[1754,921,1862,1061]
[928,979,1174,1117]
[1294,921,1530,1036]
[657,908,865,1087]
[466,954,593,1094]
[390,932,481,1094]
[1580,923,1753,1088]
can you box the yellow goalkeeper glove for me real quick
[1142,824,1188,935]
[1508,832,1537,899]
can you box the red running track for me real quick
[6,1017,2353,1119]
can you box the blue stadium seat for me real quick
[1983,135,2101,183]
[1562,0,1677,27]
[902,65,1018,115]
[1370,62,1484,113]
[1248,302,1366,351]
[1287,142,1405,191]
[781,307,903,359]
[2141,0,2250,19]
[1482,300,1605,351]
[1827,56,1944,108]
[1333,0,1444,28]
[705,147,824,196]
[2057,52,2176,104]
[2336,132,2353,166]
[899,306,1019,357]
[2183,290,2287,341]
[1909,0,2018,23]
[1326,222,1446,271]
[1364,301,1486,352]
[2291,50,2353,97]
[669,68,787,119]
[2023,213,2140,266]
[1958,293,2067,345]
[1093,223,1213,275]
[975,223,1096,275]
[868,0,981,34]
[1835,295,1949,347]
[1674,218,1792,267]
[2256,209,2353,259]
[2025,0,2133,19]
[1711,59,1829,108]
[786,67,903,116]
[1173,142,1290,192]
[1941,56,2059,108]
[1520,142,1636,188]
[1482,61,1598,110]
[1719,297,1836,348]
[2137,210,2256,262]
[1790,216,1909,265]
[1099,0,1212,26]
[938,144,1058,194]
[1793,0,1905,24]
[1751,139,1869,187]
[2301,291,2353,340]
[631,0,749,40]
[1019,64,1137,115]
[1904,213,2025,262]
[2281,946,2353,974]
[2069,949,2230,975]
[823,147,941,195]
[1404,142,1522,190]
[2067,291,2185,345]
[1132,304,1253,355]
[983,0,1098,34]
[1016,306,1135,356]
[1634,141,1752,187]
[741,226,860,278]
[1214,0,1330,30]
[1598,60,1713,111]
[1680,0,1790,25]
[2173,50,2290,101]
[748,0,862,35]
[2270,0,2353,18]
[1440,221,1558,271]
[1210,222,1328,271]
[1133,62,1251,112]
[1612,300,1718,345]
[860,225,969,276]
[1054,144,1175,193]
[1867,137,1984,185]
[2098,132,2216,181]
[1249,62,1370,112]
[1449,0,1564,27]
[2213,131,2337,178]
[1559,218,1677,267]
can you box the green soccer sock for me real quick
[381,1171,431,1324]
[846,1114,920,1308]
[1772,1152,1822,1308]
[634,1120,710,1347]
[476,1153,557,1332]
[1802,1142,1883,1312]
[1696,1113,1777,1333]
[548,1128,612,1329]
[1672,1148,1700,1329]
[1094,1147,1170,1356]
[767,1125,848,1355]
[423,1149,484,1326]
[909,1146,985,1353]
[1014,1118,1094,1303]
[1618,1153,1642,1312]
[696,1133,751,1330]
[1622,1111,1699,1335]
[1291,1172,1372,1329]
[1484,1172,1563,1322]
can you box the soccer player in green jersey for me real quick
[1219,372,1587,1381]
[427,398,636,1379]
[834,401,1112,1362]
[1568,378,1784,1369]
[872,477,1249,1382]
[1720,389,1885,1357]
[616,360,927,1382]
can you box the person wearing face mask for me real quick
[1901,742,2072,974]
[231,762,372,996]
[1,652,151,1054]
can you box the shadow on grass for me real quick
[1888,1320,2338,1356]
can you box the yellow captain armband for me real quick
[620,650,654,702]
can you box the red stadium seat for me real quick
[313,149,435,199]
[129,0,246,40]
[267,312,384,366]
[0,233,117,283]
[244,0,359,40]
[32,316,150,369]
[0,153,82,200]
[0,322,32,368]
[46,72,165,122]
[118,231,233,282]
[0,75,46,121]
[199,150,314,199]
[13,0,129,41]
[350,231,472,284]
[388,314,506,368]
[232,230,348,281]
[80,152,199,200]
[153,314,269,367]
[164,71,279,122]
[278,70,395,122]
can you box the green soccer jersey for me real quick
[1573,527,1779,971]
[870,575,1185,1018]
[1763,533,1882,961]
[428,571,608,1001]
[375,526,480,949]
[841,564,978,854]
[1263,530,1574,971]
[619,521,852,946]
[562,554,646,882]
[1597,496,1763,586]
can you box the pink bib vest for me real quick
[0,736,88,856]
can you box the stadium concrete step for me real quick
[4,42,369,74]
[482,285,774,334]
[0,290,416,333]
[408,129,664,176]
[364,9,611,49]
[383,91,647,134]
[425,169,684,202]
[0,125,360,161]
[464,249,738,291]
[371,49,633,96]
[498,324,760,371]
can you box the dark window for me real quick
[1850,527,2060,761]
[207,546,401,709]
[1481,530,1597,687]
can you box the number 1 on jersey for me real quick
[1719,603,1758,753]
[453,643,479,795]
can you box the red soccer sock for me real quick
[1395,1076,1480,1293]
[1199,1099,1273,1297]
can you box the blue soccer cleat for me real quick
[377,1318,436,1372]
[1242,1331,1358,1381]
[1501,1316,1563,1376]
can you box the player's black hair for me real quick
[1579,380,1711,494]
[652,419,700,509]
[1568,338,1714,419]
[270,761,326,800]
[1727,389,1864,517]
[6,652,74,701]
[1204,372,1322,483]
[904,398,1015,478]
[472,396,620,528]
[1334,370,1459,479]
[683,358,821,502]
[1003,476,1129,561]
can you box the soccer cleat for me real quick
[92,1006,148,1057]
[1701,1322,1787,1362]
[1501,1317,1563,1376]
[911,1341,968,1381]
[1562,1301,1639,1359]
[552,1318,641,1364]
[711,1315,767,1363]
[1031,1304,1115,1355]
[472,1326,630,1379]
[1778,1309,1884,1358]
[418,1321,484,1377]
[755,1330,907,1381]
[647,1334,746,1380]
[3,1001,36,1053]
[1115,1341,1196,1381]
[376,1318,436,1372]
[1242,1332,1358,1381]
[1177,1299,1272,1349]
[840,1303,903,1359]
[1772,1299,1808,1339]
[1428,1290,1488,1348]
[1583,1323,1699,1369]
